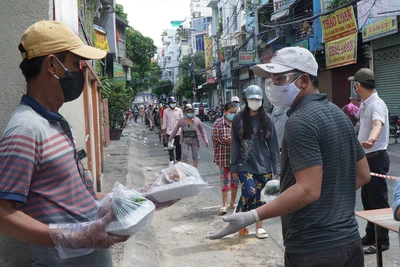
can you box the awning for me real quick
[271,0,296,21]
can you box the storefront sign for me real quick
[239,67,249,80]
[320,6,357,42]
[362,17,398,42]
[357,0,400,42]
[113,62,125,81]
[94,29,109,52]
[325,33,357,69]
[239,52,254,66]
[204,36,212,69]
[292,39,309,49]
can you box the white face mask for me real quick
[266,80,301,108]
[169,103,176,109]
[247,99,262,111]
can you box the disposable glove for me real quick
[49,211,128,250]
[206,209,260,239]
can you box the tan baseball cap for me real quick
[20,20,106,60]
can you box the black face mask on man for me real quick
[53,56,85,102]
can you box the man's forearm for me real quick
[0,202,54,246]
[256,183,319,221]
[368,122,383,140]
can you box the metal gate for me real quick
[373,45,400,116]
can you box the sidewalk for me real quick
[102,122,161,267]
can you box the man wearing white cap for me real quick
[0,21,127,266]
[208,47,371,267]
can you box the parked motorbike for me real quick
[389,114,400,143]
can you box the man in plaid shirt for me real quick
[212,102,239,215]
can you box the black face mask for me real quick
[53,57,85,102]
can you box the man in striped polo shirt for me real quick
[208,47,371,267]
[0,21,126,266]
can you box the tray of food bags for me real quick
[140,162,208,203]
[97,182,155,236]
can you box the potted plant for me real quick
[101,77,133,140]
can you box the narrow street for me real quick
[111,121,400,267]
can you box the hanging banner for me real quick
[325,33,357,69]
[94,29,110,52]
[320,6,357,42]
[204,36,212,69]
[357,0,400,42]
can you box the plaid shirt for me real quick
[212,117,232,167]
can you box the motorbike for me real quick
[389,114,400,143]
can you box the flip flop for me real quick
[364,245,390,254]
[255,228,269,239]
[229,204,236,209]
[219,207,227,215]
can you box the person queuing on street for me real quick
[229,85,280,239]
[349,68,391,254]
[126,108,133,126]
[208,47,371,267]
[169,104,209,168]
[342,95,362,135]
[160,102,168,150]
[153,104,162,143]
[212,101,239,215]
[0,20,128,266]
[198,103,205,121]
[163,97,183,163]
[393,176,400,246]
[270,106,289,149]
[133,105,139,123]
[230,96,241,112]
[146,103,154,131]
[139,106,145,123]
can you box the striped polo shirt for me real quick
[0,95,97,224]
[280,94,365,254]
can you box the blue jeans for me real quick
[236,172,272,213]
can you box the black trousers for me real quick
[362,150,390,246]
[167,135,181,162]
[285,241,364,267]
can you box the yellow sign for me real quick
[320,6,357,42]
[94,29,109,52]
[205,36,212,69]
[362,17,398,42]
[325,33,357,69]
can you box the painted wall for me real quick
[0,1,52,265]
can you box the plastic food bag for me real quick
[141,162,208,203]
[97,182,155,236]
[262,179,280,204]
[167,139,174,150]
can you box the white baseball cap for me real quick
[253,47,318,77]
[231,96,240,102]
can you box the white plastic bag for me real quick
[261,179,280,204]
[167,140,174,150]
[141,162,208,203]
[97,182,155,236]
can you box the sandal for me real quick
[229,204,236,209]
[255,228,269,239]
[364,245,390,254]
[219,207,227,215]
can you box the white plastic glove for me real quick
[206,209,260,239]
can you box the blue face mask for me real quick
[186,113,194,118]
[226,113,235,121]
[235,103,240,108]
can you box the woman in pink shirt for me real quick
[169,105,209,168]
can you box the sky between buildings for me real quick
[116,0,191,47]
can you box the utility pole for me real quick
[190,49,197,102]
[253,0,261,88]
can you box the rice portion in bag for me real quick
[100,182,155,236]
[141,162,208,203]
[262,179,280,204]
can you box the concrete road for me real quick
[124,122,400,267]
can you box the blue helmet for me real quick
[168,96,176,103]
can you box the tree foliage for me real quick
[152,79,173,97]
[115,4,128,22]
[126,28,157,75]
[175,52,207,100]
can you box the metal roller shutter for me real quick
[373,45,400,115]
